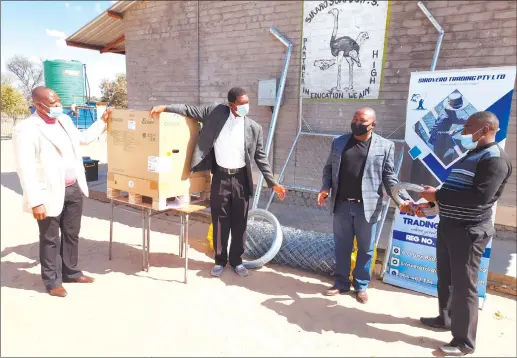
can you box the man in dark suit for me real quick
[318,107,411,304]
[151,87,286,278]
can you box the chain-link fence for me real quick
[244,105,406,275]
[253,117,406,235]
[255,132,336,234]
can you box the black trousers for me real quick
[436,218,493,353]
[210,169,250,268]
[37,182,84,290]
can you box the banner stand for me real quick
[381,66,516,310]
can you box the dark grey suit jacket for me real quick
[322,132,410,223]
[165,103,276,197]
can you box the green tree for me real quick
[1,78,29,119]
[100,73,128,108]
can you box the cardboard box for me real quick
[106,109,211,206]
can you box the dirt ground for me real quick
[1,139,516,357]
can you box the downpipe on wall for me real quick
[197,0,201,105]
[252,28,293,210]
[417,1,444,71]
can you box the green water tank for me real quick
[43,59,85,106]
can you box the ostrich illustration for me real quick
[314,8,369,93]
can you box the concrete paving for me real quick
[2,138,516,357]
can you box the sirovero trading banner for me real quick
[383,66,517,308]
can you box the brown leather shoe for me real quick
[64,275,95,283]
[356,291,368,304]
[48,286,68,297]
[324,286,350,296]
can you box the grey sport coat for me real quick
[322,132,410,223]
[165,103,276,197]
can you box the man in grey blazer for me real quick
[318,107,410,303]
[151,87,286,278]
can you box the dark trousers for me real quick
[436,218,493,353]
[210,169,250,268]
[333,201,377,292]
[37,182,84,290]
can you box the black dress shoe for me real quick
[420,316,450,330]
[440,344,470,356]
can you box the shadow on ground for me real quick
[261,295,443,348]
[1,169,503,350]
[1,172,22,195]
[1,236,444,350]
[1,170,435,301]
[0,237,209,291]
[5,169,515,280]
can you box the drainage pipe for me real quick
[265,130,301,211]
[417,1,444,71]
[252,28,293,209]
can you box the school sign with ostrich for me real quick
[301,0,390,100]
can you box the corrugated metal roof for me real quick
[66,1,137,54]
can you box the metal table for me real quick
[108,197,210,283]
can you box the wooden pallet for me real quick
[107,188,210,211]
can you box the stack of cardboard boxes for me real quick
[106,109,211,210]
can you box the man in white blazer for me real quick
[12,86,109,297]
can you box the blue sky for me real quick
[1,0,126,97]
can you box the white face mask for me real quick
[459,128,483,151]
[39,102,63,119]
[49,106,63,118]
[234,103,249,117]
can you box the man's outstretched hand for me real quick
[273,184,286,201]
[101,107,112,123]
[317,190,329,206]
[419,185,437,202]
[414,202,432,218]
[399,200,414,214]
[399,201,433,218]
[150,105,167,120]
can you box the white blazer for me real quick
[12,113,106,217]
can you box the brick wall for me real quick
[123,0,517,207]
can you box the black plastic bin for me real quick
[82,156,100,182]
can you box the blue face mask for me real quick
[49,106,63,118]
[234,103,249,117]
[460,128,483,150]
[39,102,63,118]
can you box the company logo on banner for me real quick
[301,0,390,100]
[383,66,517,308]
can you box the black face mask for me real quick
[351,122,370,136]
